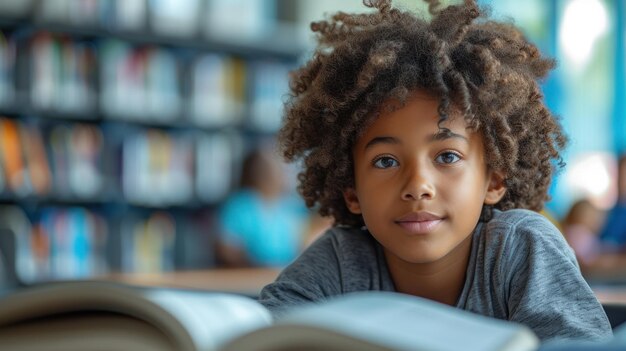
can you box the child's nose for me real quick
[401,165,436,201]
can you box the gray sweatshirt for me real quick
[258,208,612,341]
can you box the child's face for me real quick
[343,91,505,265]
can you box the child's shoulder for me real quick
[479,208,577,270]
[483,208,568,249]
[489,208,555,228]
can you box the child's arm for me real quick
[501,211,612,341]
[257,226,392,319]
[257,229,344,318]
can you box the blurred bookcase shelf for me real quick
[0,105,100,121]
[7,20,304,60]
[0,0,302,285]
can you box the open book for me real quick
[0,280,542,351]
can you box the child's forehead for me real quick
[356,108,474,148]
[373,90,468,126]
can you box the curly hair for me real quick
[278,0,567,227]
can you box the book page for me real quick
[224,291,539,351]
[145,288,272,350]
[0,281,272,351]
[0,312,175,351]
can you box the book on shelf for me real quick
[121,130,194,206]
[190,54,246,127]
[0,205,109,284]
[249,61,291,132]
[0,30,16,106]
[29,33,96,113]
[195,132,241,203]
[0,280,552,351]
[19,123,52,196]
[0,117,55,197]
[0,118,25,193]
[203,0,278,40]
[120,211,176,274]
[148,0,201,38]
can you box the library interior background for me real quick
[0,0,625,286]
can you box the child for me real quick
[217,145,309,267]
[562,198,626,279]
[562,199,606,267]
[258,0,612,342]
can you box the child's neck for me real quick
[384,234,473,306]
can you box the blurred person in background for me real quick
[562,197,626,280]
[562,199,605,270]
[599,154,626,250]
[216,145,329,268]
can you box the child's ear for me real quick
[343,188,362,214]
[484,171,506,205]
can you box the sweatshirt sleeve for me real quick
[257,230,343,319]
[502,212,613,341]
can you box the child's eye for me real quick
[373,156,399,169]
[435,152,461,164]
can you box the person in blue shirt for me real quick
[216,146,310,267]
[599,154,626,248]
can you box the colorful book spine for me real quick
[0,31,16,105]
[0,118,26,194]
[121,211,176,273]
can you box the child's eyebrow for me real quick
[430,130,469,143]
[363,136,400,150]
[363,131,469,150]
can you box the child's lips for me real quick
[396,219,442,234]
[395,211,443,234]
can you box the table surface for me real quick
[101,268,281,296]
[101,268,626,305]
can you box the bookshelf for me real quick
[0,0,304,284]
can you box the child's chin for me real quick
[398,251,446,264]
